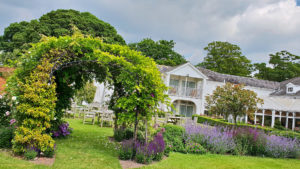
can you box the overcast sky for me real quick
[0,0,300,64]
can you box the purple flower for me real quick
[151,93,155,98]
[10,119,16,125]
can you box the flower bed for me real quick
[184,123,300,158]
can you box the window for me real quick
[288,87,293,93]
[180,104,194,117]
[169,79,179,87]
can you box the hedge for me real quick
[192,115,300,140]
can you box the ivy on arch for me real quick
[7,33,169,154]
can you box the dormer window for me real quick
[288,87,293,93]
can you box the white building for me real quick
[94,62,300,130]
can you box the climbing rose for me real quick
[10,119,16,125]
[5,111,10,116]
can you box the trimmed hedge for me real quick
[192,115,300,140]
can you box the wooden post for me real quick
[292,112,295,131]
[286,112,289,129]
[254,111,257,125]
[262,109,265,127]
[271,110,275,128]
[279,111,282,122]
[145,118,148,144]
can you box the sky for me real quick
[0,0,300,65]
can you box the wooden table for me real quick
[168,117,181,125]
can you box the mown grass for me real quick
[1,119,299,169]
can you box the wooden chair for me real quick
[83,106,96,125]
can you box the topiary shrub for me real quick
[0,127,14,148]
[162,124,185,152]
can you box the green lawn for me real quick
[1,119,299,169]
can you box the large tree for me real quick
[128,38,186,66]
[254,51,300,82]
[0,9,125,65]
[198,41,253,77]
[206,83,263,123]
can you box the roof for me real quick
[197,67,280,89]
[271,77,300,96]
[259,96,300,112]
[157,64,279,89]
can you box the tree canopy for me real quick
[197,41,253,77]
[254,51,300,82]
[0,9,125,65]
[206,83,263,123]
[128,38,186,66]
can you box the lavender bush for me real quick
[185,124,236,154]
[265,135,300,158]
[184,123,300,158]
[119,131,166,164]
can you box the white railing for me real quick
[168,86,201,98]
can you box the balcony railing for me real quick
[168,86,201,98]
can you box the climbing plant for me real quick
[6,33,169,155]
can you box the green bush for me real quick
[24,149,37,160]
[192,115,300,140]
[162,124,185,152]
[185,142,207,154]
[0,127,14,148]
[114,128,125,142]
[43,147,55,158]
[114,128,145,142]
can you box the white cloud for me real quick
[0,0,300,64]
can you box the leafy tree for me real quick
[254,51,300,82]
[128,38,186,66]
[198,41,253,77]
[206,83,263,123]
[74,81,97,105]
[0,9,125,65]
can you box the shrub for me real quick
[0,127,14,148]
[114,128,125,142]
[232,127,266,156]
[264,135,300,158]
[119,132,166,164]
[43,146,55,158]
[24,149,38,160]
[119,139,134,160]
[185,124,236,154]
[162,124,185,152]
[185,142,207,154]
[114,128,145,142]
[192,115,300,140]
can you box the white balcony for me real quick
[168,86,201,98]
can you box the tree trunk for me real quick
[114,111,119,130]
[145,118,148,144]
[134,110,139,142]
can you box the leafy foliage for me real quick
[0,127,14,148]
[7,33,169,155]
[129,38,186,66]
[198,41,253,77]
[74,81,96,104]
[254,51,300,82]
[0,9,125,65]
[162,124,185,152]
[206,83,263,123]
